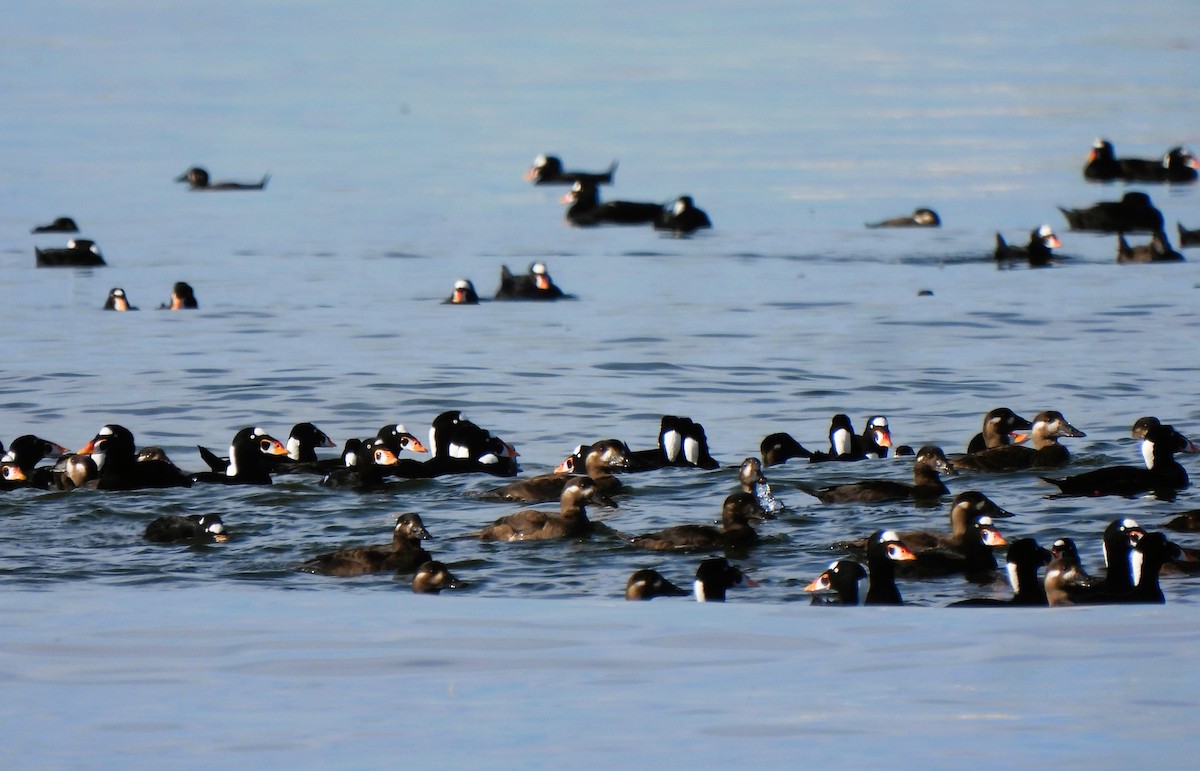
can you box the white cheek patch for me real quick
[832,428,852,456]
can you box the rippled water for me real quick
[4,0,1200,765]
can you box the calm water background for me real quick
[3,1,1200,766]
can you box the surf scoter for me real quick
[693,557,756,602]
[1082,138,1121,181]
[191,427,288,485]
[759,432,813,466]
[78,424,191,490]
[627,492,760,552]
[994,225,1062,267]
[895,517,1007,579]
[1041,419,1197,497]
[2,434,69,480]
[160,281,199,310]
[966,408,1032,454]
[1059,191,1164,233]
[654,196,712,235]
[625,568,689,601]
[804,560,868,605]
[0,461,28,491]
[444,279,480,305]
[470,477,616,542]
[495,262,569,300]
[319,438,402,490]
[411,561,462,594]
[144,514,229,544]
[480,438,629,503]
[176,166,269,190]
[948,538,1051,606]
[860,415,893,458]
[300,513,433,577]
[30,216,79,234]
[862,530,917,605]
[623,415,719,471]
[865,208,941,228]
[807,414,866,462]
[1116,231,1185,264]
[418,410,519,477]
[561,181,664,227]
[103,287,137,311]
[525,155,616,186]
[35,238,105,268]
[888,490,1014,553]
[1119,146,1198,183]
[797,445,955,504]
[953,411,1084,472]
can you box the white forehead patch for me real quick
[1038,224,1055,238]
[880,530,899,542]
[532,263,547,275]
[534,154,548,166]
[454,279,470,290]
[99,426,115,436]
[1122,518,1140,529]
[977,516,994,526]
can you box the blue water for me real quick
[3,1,1200,767]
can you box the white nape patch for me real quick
[880,530,899,542]
[832,428,852,456]
[1130,550,1145,586]
[683,437,700,465]
[855,577,866,604]
[428,427,438,457]
[449,443,471,460]
[673,198,686,216]
[1006,562,1021,594]
[1142,439,1155,469]
[286,437,302,461]
[1102,541,1110,569]
[226,443,239,477]
[661,430,682,462]
[344,450,358,468]
[693,580,707,602]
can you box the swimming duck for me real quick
[796,445,955,504]
[1118,146,1198,183]
[759,432,813,466]
[30,216,79,233]
[952,411,1084,472]
[176,166,269,190]
[525,154,617,186]
[495,262,570,300]
[191,427,288,485]
[693,558,756,602]
[1040,419,1197,497]
[35,238,105,268]
[561,181,664,227]
[1116,231,1184,264]
[2,434,69,480]
[1059,191,1164,233]
[896,517,1007,579]
[160,281,198,310]
[627,492,760,552]
[893,490,1015,553]
[808,414,867,462]
[411,561,462,594]
[994,225,1061,267]
[444,279,480,305]
[804,560,868,605]
[1082,138,1122,181]
[626,415,720,471]
[1043,537,1094,606]
[144,514,229,544]
[865,208,941,228]
[948,538,1051,606]
[966,408,1032,454]
[860,415,893,458]
[300,513,433,577]
[737,456,783,516]
[77,424,191,490]
[470,477,616,541]
[479,438,629,503]
[45,453,100,491]
[862,530,917,605]
[418,410,519,477]
[654,195,712,234]
[625,568,689,600]
[103,287,137,311]
[319,438,402,490]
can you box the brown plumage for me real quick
[300,513,432,576]
[797,446,955,503]
[628,492,760,551]
[472,477,616,541]
[952,411,1085,472]
[478,439,629,503]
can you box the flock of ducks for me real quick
[3,406,1198,604]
